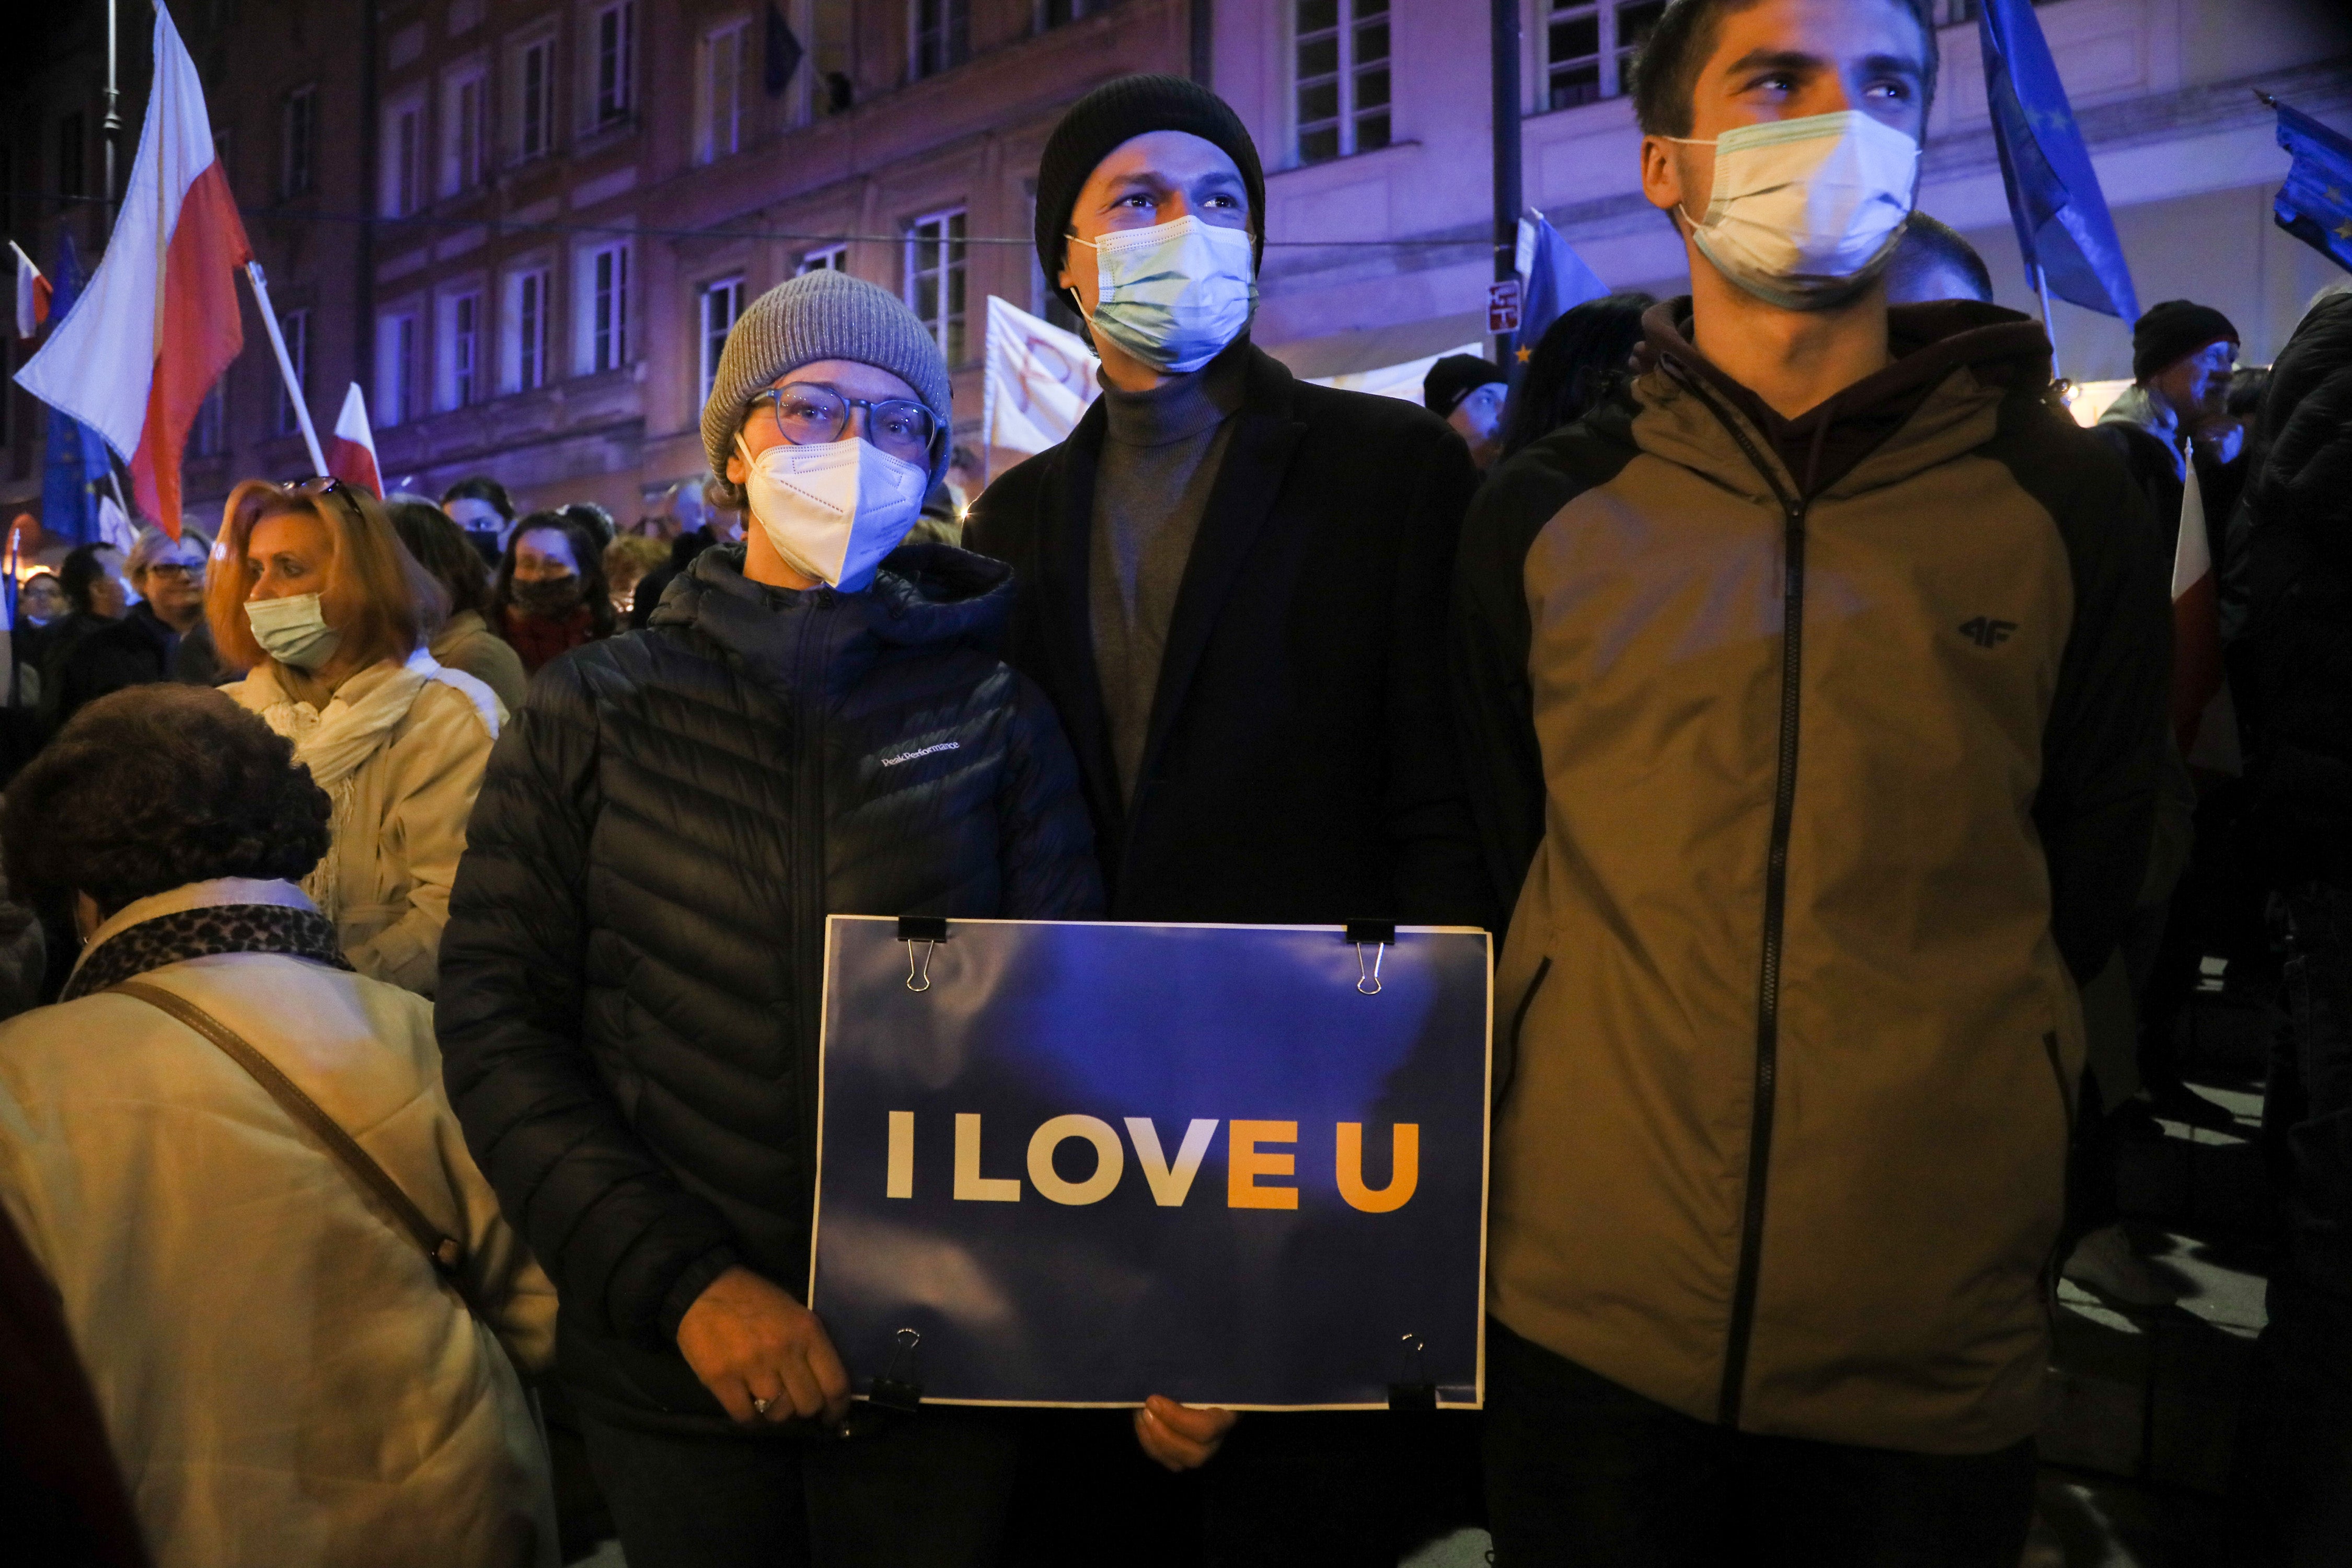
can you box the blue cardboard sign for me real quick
[810,917,1492,1410]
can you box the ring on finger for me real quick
[753,1396,771,1416]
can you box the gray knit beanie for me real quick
[700,270,954,497]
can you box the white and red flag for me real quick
[13,4,251,536]
[2170,463,2241,776]
[8,244,49,339]
[327,383,383,498]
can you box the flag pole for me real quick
[2034,262,2062,383]
[243,261,328,475]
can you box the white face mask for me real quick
[1670,110,1919,311]
[245,592,343,670]
[737,436,929,594]
[1075,215,1258,374]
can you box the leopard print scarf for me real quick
[64,903,353,1002]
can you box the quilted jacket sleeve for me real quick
[998,672,1105,919]
[436,658,741,1346]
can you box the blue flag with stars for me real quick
[38,235,112,548]
[2267,95,2352,276]
[1978,0,2139,320]
[1513,210,1608,381]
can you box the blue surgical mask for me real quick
[1074,215,1258,374]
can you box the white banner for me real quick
[1308,344,1483,406]
[983,296,1099,471]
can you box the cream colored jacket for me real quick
[0,879,558,1568]
[228,655,499,995]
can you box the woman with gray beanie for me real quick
[435,268,1102,1568]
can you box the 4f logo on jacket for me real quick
[1958,616,2019,649]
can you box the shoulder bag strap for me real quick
[108,978,467,1281]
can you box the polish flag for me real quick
[327,383,383,498]
[12,4,251,537]
[8,244,49,339]
[2170,463,2241,776]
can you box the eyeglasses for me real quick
[747,383,937,466]
[143,561,202,582]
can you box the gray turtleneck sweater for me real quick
[1089,350,1249,801]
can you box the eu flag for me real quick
[1512,210,1608,378]
[38,235,112,547]
[2266,94,2352,275]
[1978,0,2139,320]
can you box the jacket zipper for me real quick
[791,591,837,1274]
[1676,379,1808,1429]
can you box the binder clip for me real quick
[869,1327,925,1414]
[1344,920,1396,996]
[1387,1333,1436,1413]
[898,917,949,993]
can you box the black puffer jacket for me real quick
[2225,290,2352,884]
[437,543,1101,1429]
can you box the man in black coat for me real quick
[965,73,1490,1568]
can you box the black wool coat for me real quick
[436,544,1101,1431]
[965,340,1492,929]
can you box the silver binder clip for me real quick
[1344,921,1396,996]
[897,917,948,993]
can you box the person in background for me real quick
[438,267,1100,1568]
[1495,293,1658,466]
[9,573,66,709]
[0,683,556,1568]
[2226,280,2352,1566]
[16,572,64,630]
[2194,364,2269,567]
[47,526,214,734]
[969,71,1489,1566]
[38,544,134,734]
[440,475,516,566]
[386,497,529,717]
[603,534,671,621]
[2096,298,2239,556]
[210,478,501,996]
[489,511,616,676]
[944,443,984,513]
[1882,211,1995,305]
[1424,354,1509,469]
[559,501,617,555]
[1454,0,2171,1559]
[626,520,724,630]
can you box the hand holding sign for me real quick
[677,1265,851,1427]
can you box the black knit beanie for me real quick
[1033,74,1267,293]
[1423,355,1507,415]
[2132,299,2239,383]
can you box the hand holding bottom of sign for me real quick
[1134,1396,1238,1471]
[677,1265,851,1427]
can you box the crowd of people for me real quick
[0,2,2347,1565]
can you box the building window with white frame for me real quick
[594,1,637,126]
[798,244,846,275]
[581,241,631,373]
[699,275,745,403]
[442,66,486,195]
[1295,0,1390,165]
[516,34,556,160]
[504,266,552,393]
[698,19,747,165]
[440,290,482,410]
[904,209,966,365]
[382,94,424,216]
[280,85,316,198]
[1542,0,1665,111]
[274,309,310,435]
[913,0,969,79]
[378,308,423,426]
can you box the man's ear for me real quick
[1639,134,1687,216]
[725,448,747,486]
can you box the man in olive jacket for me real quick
[1454,1,2171,1561]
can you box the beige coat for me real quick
[229,656,498,995]
[0,878,559,1568]
[433,608,530,718]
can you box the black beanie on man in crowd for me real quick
[1033,74,1269,296]
[2131,299,2240,383]
[1423,355,1507,416]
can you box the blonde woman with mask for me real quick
[209,478,501,996]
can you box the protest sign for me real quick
[810,916,1491,1410]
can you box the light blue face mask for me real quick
[245,592,343,670]
[1074,215,1259,374]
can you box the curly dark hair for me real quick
[2,684,332,916]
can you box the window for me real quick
[504,266,552,392]
[1541,1,1664,111]
[904,209,967,365]
[191,381,228,457]
[274,310,310,435]
[798,244,847,274]
[281,85,317,198]
[378,308,423,425]
[1295,0,1390,164]
[594,1,637,126]
[698,20,747,164]
[516,35,556,159]
[443,67,486,195]
[699,275,744,403]
[913,0,969,79]
[440,291,482,409]
[582,241,630,373]
[57,112,86,200]
[382,95,424,216]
